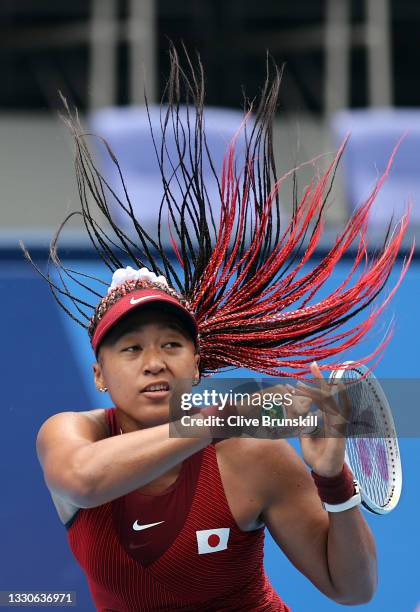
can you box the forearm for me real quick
[327,507,377,604]
[71,417,211,507]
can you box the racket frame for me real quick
[328,361,402,515]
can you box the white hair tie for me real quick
[108,266,169,294]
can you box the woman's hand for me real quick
[285,362,350,477]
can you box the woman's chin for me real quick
[117,399,181,429]
[137,404,172,426]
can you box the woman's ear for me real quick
[93,362,106,392]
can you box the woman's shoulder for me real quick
[216,436,297,483]
[79,407,111,437]
[216,435,293,461]
[40,409,111,527]
[38,408,111,441]
[214,437,301,526]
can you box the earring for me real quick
[192,377,200,386]
[98,387,108,393]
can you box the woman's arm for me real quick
[36,410,211,508]
[261,440,377,605]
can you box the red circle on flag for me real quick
[207,534,220,548]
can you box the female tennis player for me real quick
[28,48,412,611]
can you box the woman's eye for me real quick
[123,345,140,352]
[164,342,182,348]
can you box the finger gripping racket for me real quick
[329,361,402,514]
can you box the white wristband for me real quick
[322,481,362,513]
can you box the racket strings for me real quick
[337,369,398,510]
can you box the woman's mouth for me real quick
[140,383,171,399]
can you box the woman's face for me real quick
[93,309,200,430]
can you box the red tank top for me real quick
[66,408,291,611]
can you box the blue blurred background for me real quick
[1,2,420,611]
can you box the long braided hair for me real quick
[21,46,414,379]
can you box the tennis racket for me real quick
[329,361,402,515]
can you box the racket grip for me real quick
[311,463,355,504]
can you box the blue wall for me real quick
[2,255,419,611]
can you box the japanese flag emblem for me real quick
[196,528,230,554]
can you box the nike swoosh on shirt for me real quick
[132,520,165,531]
[130,296,155,305]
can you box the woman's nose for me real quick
[141,347,166,374]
